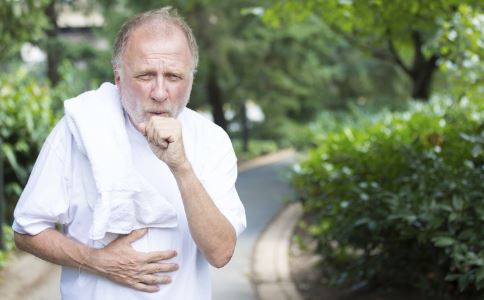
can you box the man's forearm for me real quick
[171,162,236,268]
[14,228,93,271]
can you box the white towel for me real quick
[64,82,177,244]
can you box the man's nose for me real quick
[151,77,168,102]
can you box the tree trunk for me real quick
[240,102,249,153]
[45,0,61,86]
[207,67,228,131]
[410,55,438,100]
[387,30,439,101]
[408,31,439,101]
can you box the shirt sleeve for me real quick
[200,128,247,237]
[12,118,70,235]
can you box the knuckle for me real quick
[126,279,136,287]
[160,276,171,284]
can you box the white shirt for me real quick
[13,107,246,300]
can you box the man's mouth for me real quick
[148,111,170,117]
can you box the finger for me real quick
[142,262,179,274]
[132,282,160,293]
[140,274,172,285]
[123,228,148,244]
[144,250,177,263]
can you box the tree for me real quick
[40,0,106,86]
[264,0,483,100]
[0,0,49,63]
[43,0,62,85]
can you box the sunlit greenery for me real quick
[0,0,50,61]
[264,0,484,100]
[0,69,60,224]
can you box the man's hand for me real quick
[136,117,189,171]
[14,228,179,293]
[88,229,179,292]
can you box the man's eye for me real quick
[167,74,182,81]
[137,74,152,80]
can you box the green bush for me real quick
[0,68,59,223]
[292,95,484,298]
[287,100,411,151]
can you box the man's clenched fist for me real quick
[136,116,188,171]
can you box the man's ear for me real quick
[113,66,121,85]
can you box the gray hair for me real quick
[111,7,199,73]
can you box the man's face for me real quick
[115,23,194,125]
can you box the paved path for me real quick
[0,151,295,300]
[212,154,295,299]
[0,251,61,300]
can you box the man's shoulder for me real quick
[37,117,72,160]
[47,117,69,144]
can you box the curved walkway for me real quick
[251,202,303,300]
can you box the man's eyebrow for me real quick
[133,70,156,76]
[165,69,186,75]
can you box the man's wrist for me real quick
[80,247,101,274]
[169,159,192,177]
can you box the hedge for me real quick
[0,69,59,223]
[292,95,484,298]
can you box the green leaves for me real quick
[1,143,26,182]
[292,94,484,297]
[264,0,483,100]
[432,236,456,247]
[0,0,50,62]
[0,68,59,220]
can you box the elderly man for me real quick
[13,7,246,300]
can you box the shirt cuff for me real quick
[12,220,55,236]
[220,209,247,237]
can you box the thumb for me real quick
[123,228,148,244]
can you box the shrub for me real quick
[0,68,59,223]
[289,101,410,151]
[292,95,484,298]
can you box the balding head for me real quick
[112,7,199,73]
